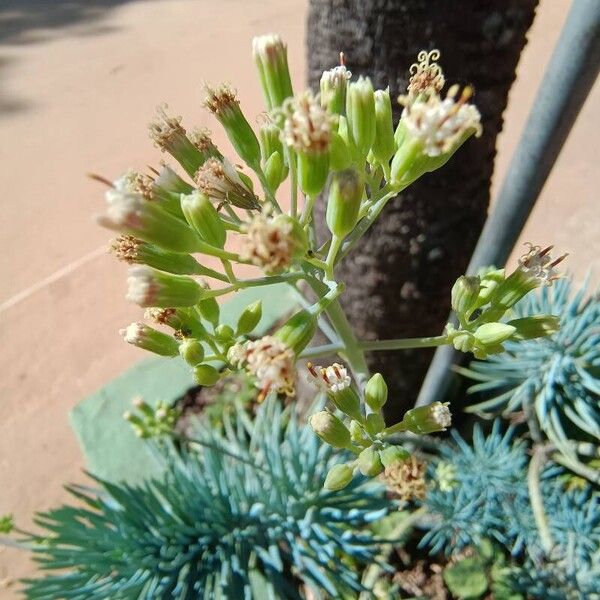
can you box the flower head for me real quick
[110,234,142,263]
[282,90,332,154]
[517,243,568,287]
[126,266,201,308]
[203,84,239,117]
[401,85,482,157]
[383,456,427,502]
[307,362,351,393]
[195,157,260,210]
[228,335,295,398]
[119,321,179,356]
[240,210,299,272]
[401,401,452,434]
[404,49,445,103]
[188,127,220,158]
[113,169,154,200]
[148,103,187,152]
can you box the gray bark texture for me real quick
[307,0,538,418]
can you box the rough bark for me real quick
[307,0,538,418]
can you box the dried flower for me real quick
[228,335,295,397]
[404,49,445,102]
[307,362,351,393]
[401,85,482,157]
[195,157,260,210]
[517,243,568,287]
[383,455,427,502]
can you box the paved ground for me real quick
[0,0,597,593]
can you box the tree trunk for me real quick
[307,0,538,418]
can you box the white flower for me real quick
[97,189,146,232]
[517,243,568,287]
[307,362,352,393]
[401,85,482,157]
[431,401,452,429]
[282,90,332,153]
[120,322,147,345]
[228,336,295,398]
[240,210,294,272]
[113,169,154,200]
[126,266,159,306]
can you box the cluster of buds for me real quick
[308,366,451,491]
[123,396,181,439]
[446,244,566,359]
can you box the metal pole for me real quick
[416,0,600,407]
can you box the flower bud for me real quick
[148,104,204,177]
[120,322,180,356]
[110,236,204,276]
[309,411,352,449]
[331,386,363,421]
[198,294,220,328]
[358,446,383,477]
[506,315,560,340]
[364,373,388,411]
[204,84,262,170]
[349,420,371,447]
[126,266,202,308]
[193,364,221,386]
[252,34,294,110]
[346,76,376,158]
[451,275,481,317]
[274,309,317,355]
[236,300,263,336]
[259,122,285,162]
[477,268,505,304]
[263,151,286,191]
[328,130,353,171]
[326,168,364,239]
[364,413,385,436]
[320,64,351,115]
[473,322,516,346]
[215,324,235,344]
[379,445,410,469]
[298,150,330,198]
[97,189,204,254]
[181,191,226,249]
[371,88,396,164]
[178,338,205,367]
[401,402,452,434]
[324,463,354,491]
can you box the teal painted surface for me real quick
[70,283,298,483]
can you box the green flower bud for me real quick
[476,267,505,304]
[178,338,205,367]
[120,322,180,356]
[506,315,560,340]
[236,300,263,336]
[358,446,383,477]
[401,402,452,434]
[346,76,376,158]
[331,386,363,421]
[449,330,476,354]
[259,122,284,161]
[181,191,226,249]
[252,34,294,110]
[473,322,516,346]
[126,266,202,308]
[349,420,371,447]
[215,324,235,343]
[204,84,262,170]
[148,104,204,178]
[197,287,220,327]
[193,364,221,386]
[488,268,540,310]
[326,168,364,239]
[364,373,388,411]
[379,445,410,469]
[298,150,329,198]
[365,412,385,436]
[98,188,205,254]
[371,88,396,164]
[264,151,286,191]
[110,236,204,276]
[274,309,317,355]
[320,64,350,115]
[394,119,408,149]
[390,138,422,186]
[309,411,351,449]
[329,130,353,171]
[324,463,354,491]
[451,275,481,317]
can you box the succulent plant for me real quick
[21,398,391,599]
[460,277,600,448]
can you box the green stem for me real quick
[324,235,343,279]
[528,446,553,554]
[288,148,298,218]
[300,194,317,226]
[201,271,305,299]
[221,259,237,284]
[222,204,242,225]
[256,168,282,213]
[359,335,448,351]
